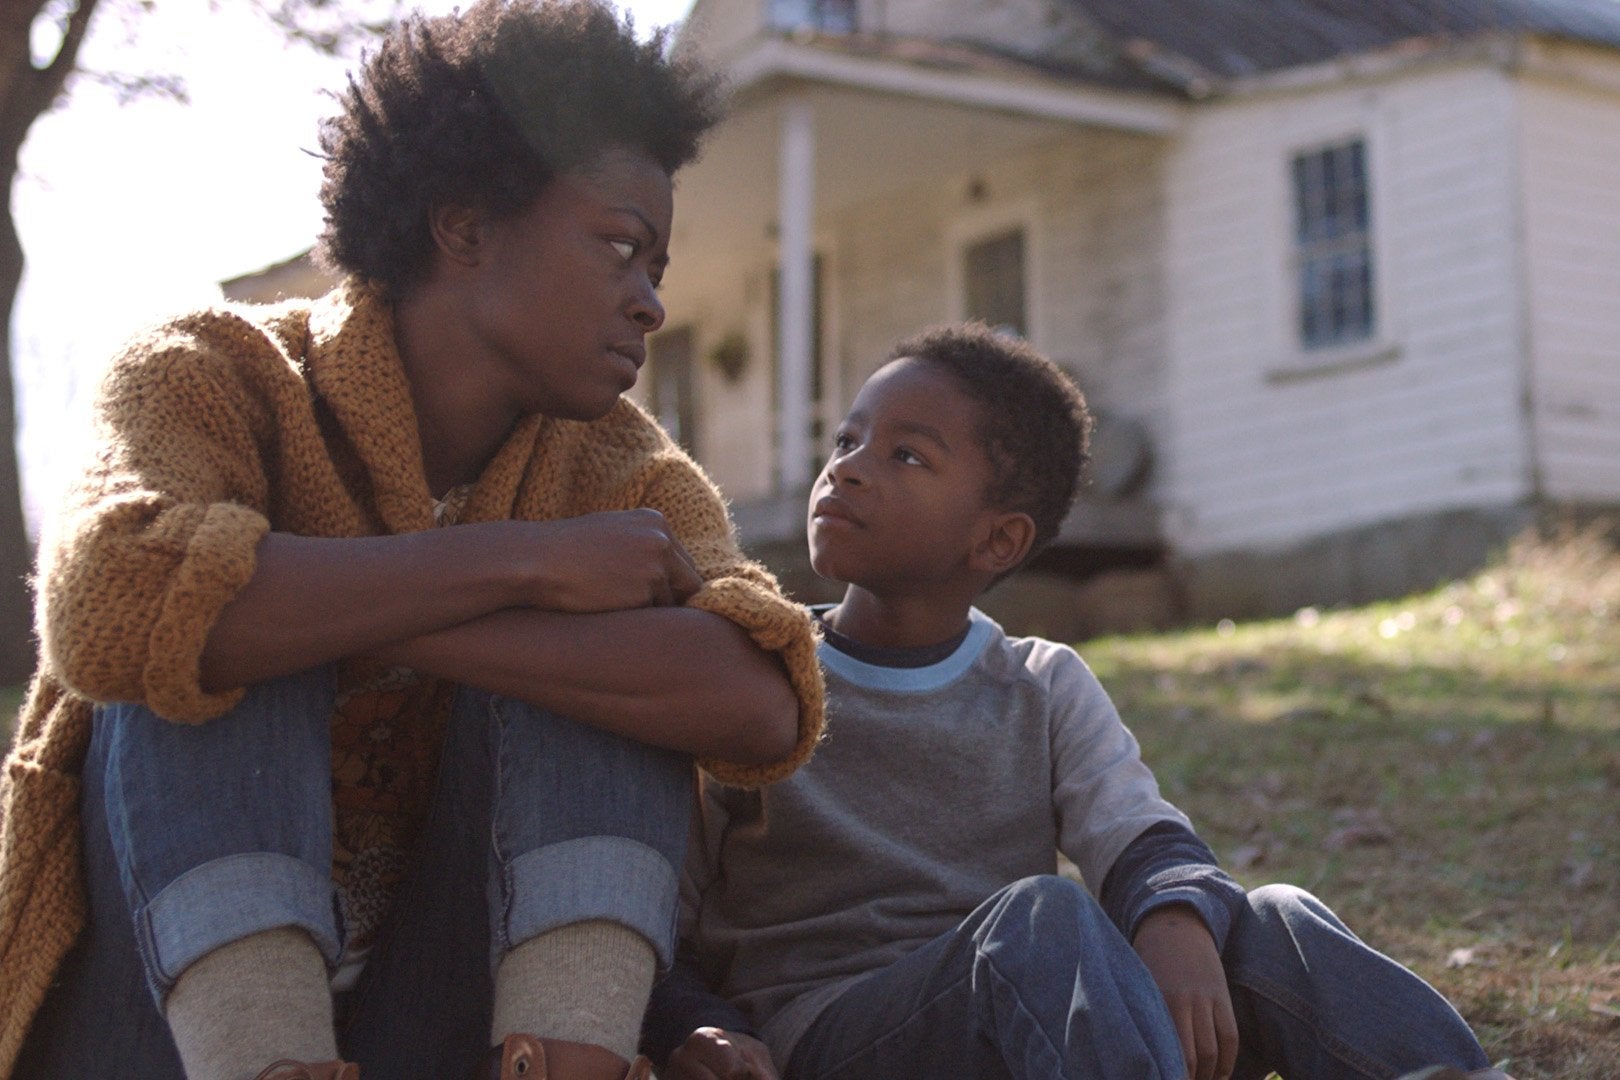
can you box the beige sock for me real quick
[492,919,656,1062]
[164,926,339,1080]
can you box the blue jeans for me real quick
[786,876,1491,1080]
[16,668,692,1078]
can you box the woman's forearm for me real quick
[375,606,801,763]
[198,529,524,692]
[199,510,710,693]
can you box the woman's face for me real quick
[465,144,674,421]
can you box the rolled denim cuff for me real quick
[136,851,342,1004]
[496,836,680,972]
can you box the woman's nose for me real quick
[629,279,665,332]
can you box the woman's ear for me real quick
[428,204,486,266]
[970,511,1036,577]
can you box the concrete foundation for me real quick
[744,500,1615,641]
[1175,503,1538,622]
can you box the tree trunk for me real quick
[0,0,103,687]
[0,181,36,685]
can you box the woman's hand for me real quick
[513,509,704,612]
[663,1027,781,1080]
[1132,905,1238,1080]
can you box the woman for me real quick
[0,4,824,1078]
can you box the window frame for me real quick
[1293,138,1376,351]
[1267,126,1402,381]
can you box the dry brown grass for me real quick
[1084,526,1620,1079]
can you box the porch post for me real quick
[777,95,815,493]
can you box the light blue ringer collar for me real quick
[815,606,996,693]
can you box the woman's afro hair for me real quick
[316,0,720,296]
[889,322,1092,563]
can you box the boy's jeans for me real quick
[16,667,692,1079]
[787,876,1492,1080]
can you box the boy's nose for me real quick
[827,452,865,486]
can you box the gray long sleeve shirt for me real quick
[667,608,1241,1065]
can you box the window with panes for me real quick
[1293,139,1374,350]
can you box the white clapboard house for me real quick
[645,0,1620,624]
[227,0,1620,630]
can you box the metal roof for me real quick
[1064,0,1620,82]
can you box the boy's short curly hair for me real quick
[890,323,1091,563]
[316,0,720,296]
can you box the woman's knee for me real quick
[92,667,338,834]
[481,694,693,866]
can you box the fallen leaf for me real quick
[1447,947,1476,969]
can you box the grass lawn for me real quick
[3,530,1615,1076]
[1080,529,1620,1079]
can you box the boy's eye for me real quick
[833,432,855,451]
[610,239,637,261]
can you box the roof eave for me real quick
[720,35,1186,135]
[1216,30,1527,99]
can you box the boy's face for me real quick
[808,357,1004,592]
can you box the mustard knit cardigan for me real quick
[0,281,825,1076]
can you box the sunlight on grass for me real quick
[1084,527,1620,1080]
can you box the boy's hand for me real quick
[663,1027,780,1080]
[1132,905,1238,1080]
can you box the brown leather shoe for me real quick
[252,1062,359,1080]
[479,1033,652,1080]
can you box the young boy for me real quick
[642,324,1508,1080]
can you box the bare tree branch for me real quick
[0,0,102,158]
[0,0,405,682]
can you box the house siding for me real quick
[829,131,1171,479]
[1163,63,1532,559]
[1517,61,1620,504]
[678,121,1173,509]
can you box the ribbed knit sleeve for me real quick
[635,451,825,788]
[35,323,278,722]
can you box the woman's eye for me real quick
[896,446,923,465]
[610,239,637,261]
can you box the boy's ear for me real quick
[970,511,1036,577]
[428,204,487,266]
